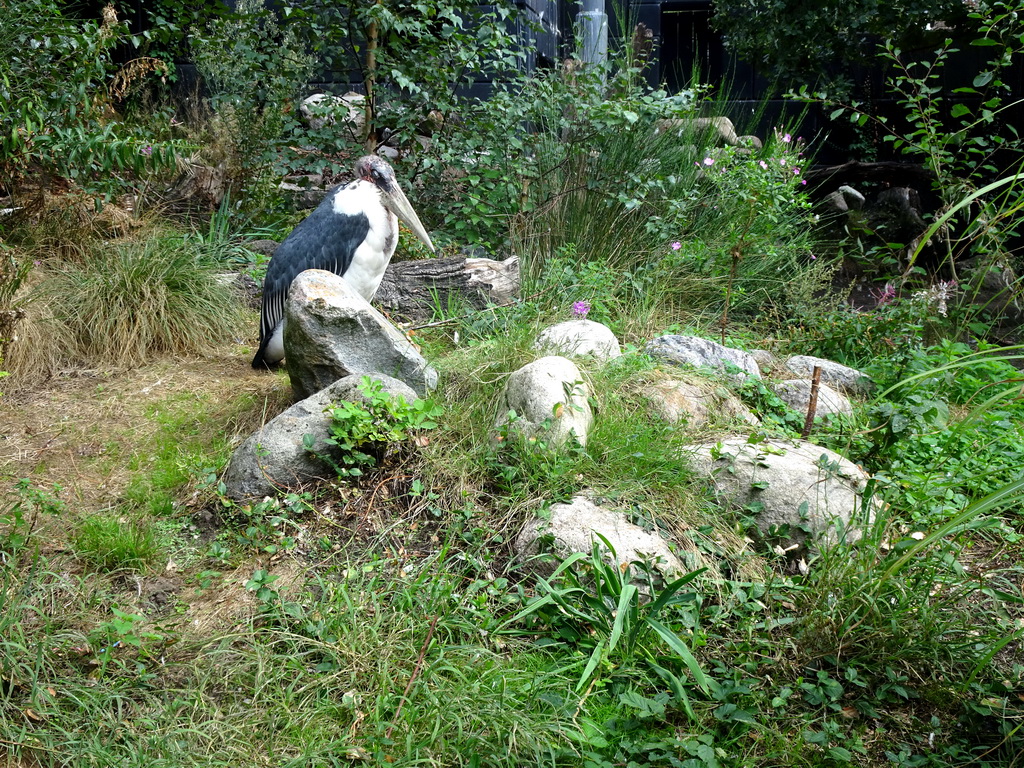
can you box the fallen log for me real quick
[375,255,520,320]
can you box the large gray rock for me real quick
[221,374,417,500]
[784,355,872,395]
[516,495,686,582]
[771,379,854,418]
[284,270,438,401]
[534,320,622,361]
[645,335,761,380]
[684,437,873,551]
[497,356,593,447]
[646,377,758,427]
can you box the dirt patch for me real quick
[0,347,292,513]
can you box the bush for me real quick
[24,236,245,370]
[0,0,181,199]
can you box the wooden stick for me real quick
[384,613,439,740]
[802,365,822,438]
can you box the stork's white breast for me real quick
[332,179,397,300]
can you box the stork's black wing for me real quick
[252,186,371,368]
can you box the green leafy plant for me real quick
[794,2,1024,320]
[0,0,182,198]
[713,0,970,95]
[189,0,316,203]
[503,535,711,699]
[312,377,442,479]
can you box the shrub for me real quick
[27,236,245,369]
[189,0,316,204]
[0,0,181,199]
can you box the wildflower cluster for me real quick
[694,129,813,220]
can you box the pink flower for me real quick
[140,145,153,156]
[793,167,801,175]
[703,157,714,166]
[571,301,591,319]
[871,282,897,307]
[671,241,682,251]
[783,133,792,143]
[758,160,768,169]
[801,179,807,185]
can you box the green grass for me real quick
[72,513,164,572]
[29,235,245,371]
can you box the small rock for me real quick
[683,436,873,552]
[515,495,685,582]
[534,320,622,360]
[497,356,593,447]
[771,379,853,418]
[645,335,761,380]
[647,377,758,427]
[784,355,872,395]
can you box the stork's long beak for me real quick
[384,184,435,253]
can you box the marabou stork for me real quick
[252,155,435,369]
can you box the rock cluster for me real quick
[224,263,876,570]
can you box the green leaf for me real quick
[608,583,637,653]
[827,746,853,762]
[950,103,971,118]
[576,638,606,691]
[646,617,710,693]
[974,71,994,87]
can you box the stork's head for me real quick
[355,155,435,253]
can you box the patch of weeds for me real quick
[504,537,711,703]
[220,549,580,764]
[87,606,167,679]
[487,412,589,504]
[72,512,164,573]
[313,377,443,480]
[202,474,311,556]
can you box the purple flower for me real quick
[871,282,897,307]
[140,145,153,156]
[671,241,682,251]
[571,300,591,319]
[783,133,792,143]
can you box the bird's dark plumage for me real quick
[252,155,434,369]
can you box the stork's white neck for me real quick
[331,179,398,301]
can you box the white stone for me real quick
[515,495,685,581]
[645,335,761,381]
[771,379,854,418]
[497,356,593,447]
[784,355,872,395]
[299,92,366,139]
[683,437,873,551]
[534,320,622,361]
[647,378,759,427]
